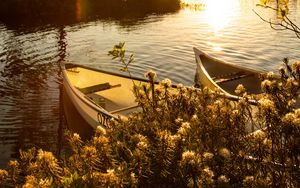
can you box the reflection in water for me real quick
[204,0,239,32]
[0,27,68,168]
[0,0,181,29]
[182,0,240,52]
[204,0,239,52]
[76,0,82,22]
[58,27,67,63]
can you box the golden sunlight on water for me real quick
[204,0,240,32]
[182,0,240,52]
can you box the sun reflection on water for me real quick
[182,0,239,32]
[204,0,240,32]
[182,0,240,51]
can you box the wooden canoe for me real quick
[193,47,262,98]
[61,63,150,130]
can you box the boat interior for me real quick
[65,64,143,117]
[199,54,262,95]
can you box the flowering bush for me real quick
[1,59,300,187]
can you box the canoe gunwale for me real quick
[193,47,259,105]
[65,63,151,83]
[193,47,229,95]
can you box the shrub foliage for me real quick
[1,59,300,187]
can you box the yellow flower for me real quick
[219,148,231,159]
[292,61,300,73]
[93,136,109,146]
[235,84,246,95]
[294,109,300,117]
[144,70,157,80]
[214,99,223,106]
[38,178,52,187]
[95,126,106,136]
[104,169,118,183]
[37,150,58,169]
[73,133,80,140]
[160,79,172,88]
[155,87,164,95]
[181,150,197,165]
[107,169,115,174]
[81,146,97,159]
[191,114,198,122]
[267,71,275,79]
[283,113,296,124]
[218,175,230,183]
[258,97,276,113]
[286,77,298,88]
[177,122,191,136]
[203,167,214,182]
[0,169,8,181]
[137,141,148,150]
[156,108,162,113]
[23,175,38,188]
[251,130,266,142]
[202,152,214,161]
[231,110,239,118]
[175,117,183,124]
[69,133,82,145]
[177,83,184,89]
[279,66,285,76]
[263,138,272,149]
[8,160,19,168]
[243,176,254,184]
[261,79,274,90]
[120,116,128,122]
[288,99,296,107]
[170,134,181,142]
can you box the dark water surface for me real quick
[0,0,299,168]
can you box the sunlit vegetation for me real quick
[1,57,300,187]
[180,1,206,11]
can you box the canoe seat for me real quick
[214,71,253,84]
[78,82,121,94]
[110,105,140,115]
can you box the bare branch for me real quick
[253,7,300,39]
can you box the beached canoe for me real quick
[61,63,149,129]
[193,47,262,98]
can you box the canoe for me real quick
[61,63,149,130]
[193,47,262,98]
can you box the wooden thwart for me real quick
[110,105,140,114]
[78,82,121,94]
[214,71,253,84]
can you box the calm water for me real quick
[0,0,299,168]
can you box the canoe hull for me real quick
[62,75,104,130]
[63,87,94,139]
[193,47,262,96]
